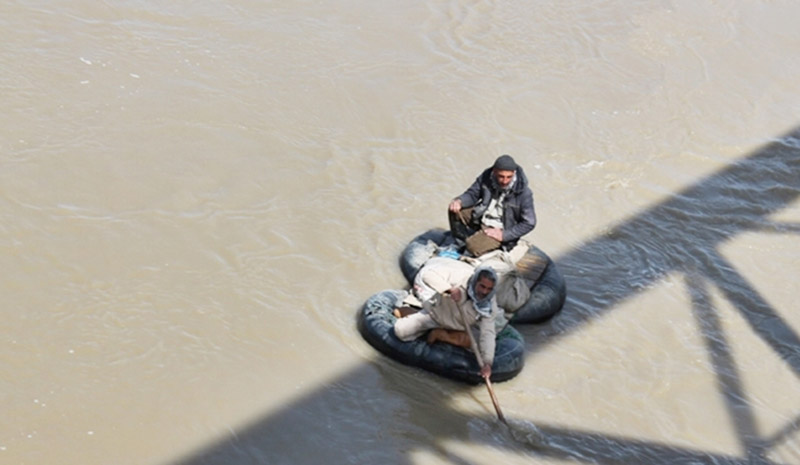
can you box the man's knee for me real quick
[448,207,472,226]
[393,313,433,341]
[449,207,476,240]
[393,318,414,341]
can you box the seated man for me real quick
[394,266,500,378]
[448,154,536,257]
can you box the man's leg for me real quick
[393,311,438,341]
[448,207,477,247]
[427,328,471,348]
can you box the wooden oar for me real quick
[454,298,508,425]
[475,353,507,425]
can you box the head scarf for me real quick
[467,265,498,317]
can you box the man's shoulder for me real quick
[477,167,494,183]
[512,167,532,195]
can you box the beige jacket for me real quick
[423,289,499,366]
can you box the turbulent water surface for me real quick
[2,1,799,464]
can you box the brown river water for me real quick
[2,1,799,464]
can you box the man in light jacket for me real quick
[394,266,500,379]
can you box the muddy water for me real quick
[2,1,799,464]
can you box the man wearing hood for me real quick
[448,154,536,256]
[394,266,501,378]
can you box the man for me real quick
[394,266,500,379]
[448,154,536,256]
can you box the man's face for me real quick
[474,277,495,300]
[493,169,514,189]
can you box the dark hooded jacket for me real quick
[455,165,536,249]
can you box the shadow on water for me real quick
[173,128,800,465]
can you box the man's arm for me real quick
[501,188,536,243]
[477,309,497,369]
[454,173,485,209]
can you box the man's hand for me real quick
[447,287,463,302]
[448,198,462,213]
[484,228,503,242]
[480,364,492,379]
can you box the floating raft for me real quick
[358,289,525,384]
[399,228,567,324]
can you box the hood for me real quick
[467,265,498,317]
[480,164,530,195]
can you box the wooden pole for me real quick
[453,295,508,425]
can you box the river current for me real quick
[1,1,799,464]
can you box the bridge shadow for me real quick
[173,128,800,464]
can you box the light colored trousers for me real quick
[394,293,475,342]
[393,310,440,341]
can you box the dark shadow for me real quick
[172,128,800,465]
[766,413,800,452]
[686,273,764,462]
[522,423,771,465]
[546,130,800,375]
[756,221,800,234]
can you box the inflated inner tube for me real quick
[398,228,452,283]
[399,228,566,324]
[507,244,567,324]
[358,289,525,384]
